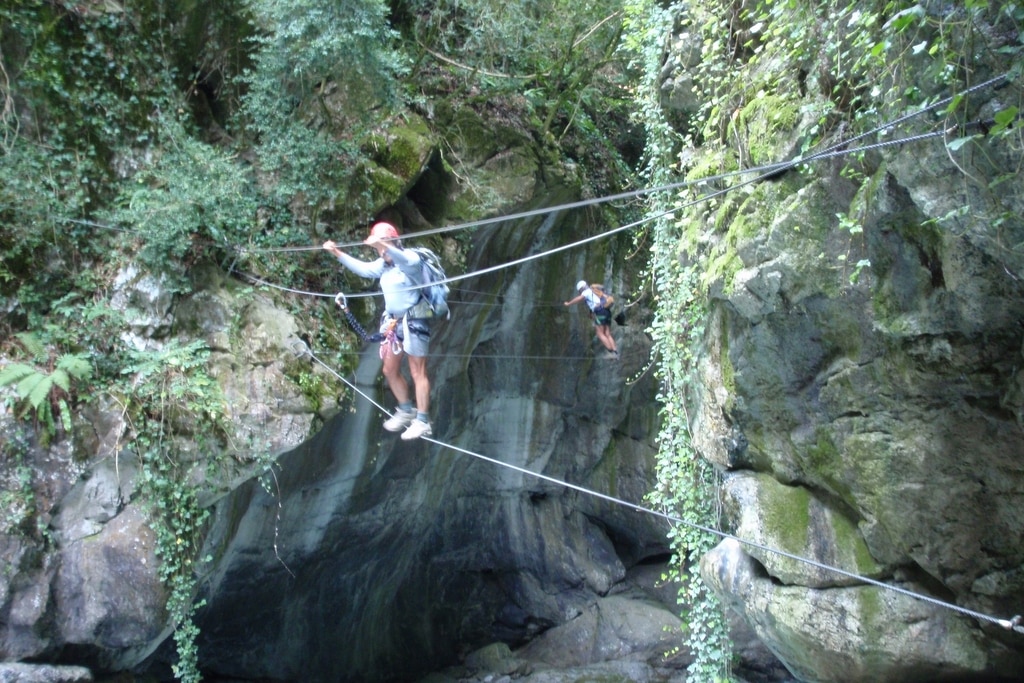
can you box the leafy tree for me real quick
[104,115,258,293]
[0,0,178,318]
[238,0,409,224]
[402,0,630,143]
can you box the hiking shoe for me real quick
[383,408,416,432]
[401,419,432,441]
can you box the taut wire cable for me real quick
[236,83,1017,304]
[294,340,1024,635]
[235,73,1009,253]
[237,207,674,299]
[45,74,1010,254]
[331,349,593,361]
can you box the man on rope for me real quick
[564,280,620,359]
[323,221,434,440]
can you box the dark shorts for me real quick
[593,306,612,326]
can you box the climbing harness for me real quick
[333,293,404,357]
[380,317,402,358]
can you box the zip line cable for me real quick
[62,217,138,234]
[44,73,1009,255]
[237,119,958,303]
[295,340,1024,636]
[240,117,852,299]
[237,206,674,299]
[448,286,570,308]
[331,348,594,361]
[237,70,1017,302]
[234,73,1008,254]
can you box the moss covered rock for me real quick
[703,538,1008,683]
[722,471,883,587]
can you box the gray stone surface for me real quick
[684,67,1024,682]
[190,190,666,682]
[0,663,93,683]
[703,539,1019,683]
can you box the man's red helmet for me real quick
[368,221,399,240]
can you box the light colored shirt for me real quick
[581,287,606,312]
[336,246,423,316]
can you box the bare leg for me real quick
[407,354,431,414]
[382,349,411,404]
[595,325,617,352]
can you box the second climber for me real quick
[564,280,620,359]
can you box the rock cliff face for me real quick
[4,120,1021,682]
[1,181,695,683]
[3,8,1022,683]
[190,190,670,682]
[0,261,324,672]
[684,79,1024,681]
[3,63,729,679]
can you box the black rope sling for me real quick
[335,293,384,343]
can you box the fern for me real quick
[18,372,55,413]
[0,363,37,388]
[56,353,93,381]
[1,344,92,438]
[14,331,46,359]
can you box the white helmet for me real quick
[576,280,588,292]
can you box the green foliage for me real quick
[625,11,735,678]
[0,142,87,285]
[115,338,226,683]
[0,426,37,536]
[142,448,210,683]
[0,332,92,440]
[674,0,1023,156]
[0,0,168,182]
[105,115,257,293]
[622,0,734,678]
[244,0,405,105]
[0,0,180,323]
[238,0,407,222]
[0,331,233,681]
[118,340,226,431]
[405,0,630,145]
[643,251,734,682]
[836,213,872,283]
[621,0,687,183]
